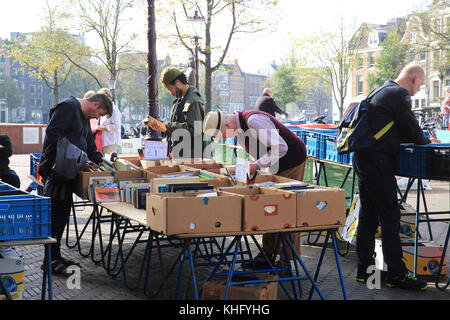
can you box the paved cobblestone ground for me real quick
[4,155,450,302]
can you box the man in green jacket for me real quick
[150,67,208,159]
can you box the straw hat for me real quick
[203,109,224,142]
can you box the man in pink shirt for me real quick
[203,109,307,270]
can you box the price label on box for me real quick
[235,158,250,183]
[144,140,168,160]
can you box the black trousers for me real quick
[353,148,406,277]
[44,175,74,260]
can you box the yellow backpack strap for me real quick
[182,102,191,113]
[374,121,394,140]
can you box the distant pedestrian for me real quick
[94,88,122,155]
[255,88,288,118]
[441,86,450,130]
[0,134,20,188]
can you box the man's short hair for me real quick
[87,93,113,118]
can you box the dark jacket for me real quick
[0,134,12,170]
[164,86,209,158]
[255,94,287,118]
[368,81,430,156]
[39,97,103,182]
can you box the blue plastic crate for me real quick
[341,152,354,165]
[304,131,320,157]
[319,133,342,163]
[30,153,41,178]
[395,144,429,178]
[0,191,51,241]
[0,184,17,191]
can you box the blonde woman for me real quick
[95,88,122,155]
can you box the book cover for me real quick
[135,187,150,209]
[93,183,121,203]
[125,183,151,203]
[89,176,114,201]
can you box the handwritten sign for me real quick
[235,158,250,183]
[144,140,168,160]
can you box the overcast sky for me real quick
[0,0,431,73]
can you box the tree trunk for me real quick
[53,69,59,105]
[203,0,213,113]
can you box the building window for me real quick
[409,32,416,44]
[369,52,376,68]
[0,55,5,64]
[419,51,426,61]
[357,55,364,70]
[421,99,426,107]
[357,75,364,96]
[433,80,440,101]
[409,48,415,62]
[433,51,440,70]
[30,85,36,94]
[0,67,5,79]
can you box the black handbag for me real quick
[54,136,88,181]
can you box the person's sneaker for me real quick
[355,265,370,283]
[386,273,428,291]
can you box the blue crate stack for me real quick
[290,127,354,165]
[30,153,41,179]
[0,181,51,241]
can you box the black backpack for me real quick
[336,84,396,154]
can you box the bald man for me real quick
[255,88,288,118]
[354,63,436,291]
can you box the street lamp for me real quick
[188,10,205,89]
[108,76,116,103]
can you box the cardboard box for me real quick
[202,273,278,300]
[221,186,296,232]
[151,176,201,193]
[140,159,162,169]
[375,239,446,276]
[146,166,228,192]
[0,247,24,300]
[146,191,242,235]
[235,174,300,187]
[289,185,346,228]
[75,170,144,200]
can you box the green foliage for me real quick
[367,34,409,91]
[5,3,89,103]
[0,76,22,110]
[270,62,301,109]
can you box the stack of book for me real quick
[117,178,150,209]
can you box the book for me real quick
[135,187,150,209]
[124,183,151,203]
[117,178,146,201]
[167,182,212,193]
[88,176,114,202]
[92,183,121,203]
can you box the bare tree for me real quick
[296,19,364,120]
[67,0,139,95]
[159,0,279,113]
